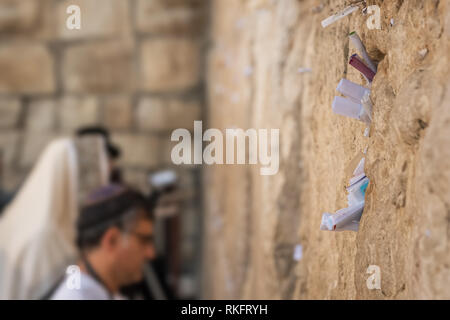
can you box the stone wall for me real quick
[0,0,206,191]
[203,0,450,299]
[0,0,207,298]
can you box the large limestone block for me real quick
[136,0,205,35]
[0,44,55,94]
[62,41,135,93]
[139,38,201,92]
[112,133,161,168]
[136,97,201,132]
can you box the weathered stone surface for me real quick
[0,0,39,32]
[136,0,205,35]
[204,0,450,300]
[0,0,55,40]
[57,0,131,40]
[140,39,201,92]
[0,131,20,168]
[26,99,55,131]
[111,133,161,168]
[0,98,21,129]
[103,95,133,130]
[59,96,100,131]
[62,41,135,93]
[0,44,55,94]
[136,97,201,131]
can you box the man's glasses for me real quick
[129,231,154,246]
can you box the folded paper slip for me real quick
[347,177,369,206]
[320,201,365,231]
[349,31,377,73]
[336,78,370,104]
[349,54,376,82]
[293,244,303,261]
[321,5,359,28]
[352,157,365,177]
[332,96,371,123]
[345,152,364,178]
[349,173,366,186]
[361,90,373,121]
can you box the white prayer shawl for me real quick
[0,138,107,299]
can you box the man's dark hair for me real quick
[76,126,121,160]
[76,184,153,251]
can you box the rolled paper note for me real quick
[333,201,365,229]
[320,213,334,231]
[336,78,370,104]
[349,32,377,73]
[321,5,358,28]
[353,157,365,177]
[338,220,360,232]
[349,173,366,186]
[298,67,312,73]
[359,108,371,124]
[345,152,364,177]
[349,54,376,82]
[332,96,364,120]
[320,213,360,231]
[320,201,365,231]
[361,90,373,121]
[293,244,303,261]
[347,177,369,206]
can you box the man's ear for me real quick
[101,226,121,251]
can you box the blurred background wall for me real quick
[0,0,207,299]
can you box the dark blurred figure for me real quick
[76,126,123,183]
[121,170,183,300]
[0,153,13,215]
[0,190,12,216]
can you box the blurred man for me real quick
[51,184,156,300]
[121,170,184,300]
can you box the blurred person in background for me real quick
[151,171,184,298]
[51,184,156,300]
[0,126,120,217]
[120,170,184,300]
[76,126,123,183]
[0,136,109,299]
[0,154,13,215]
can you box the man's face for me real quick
[114,210,156,285]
